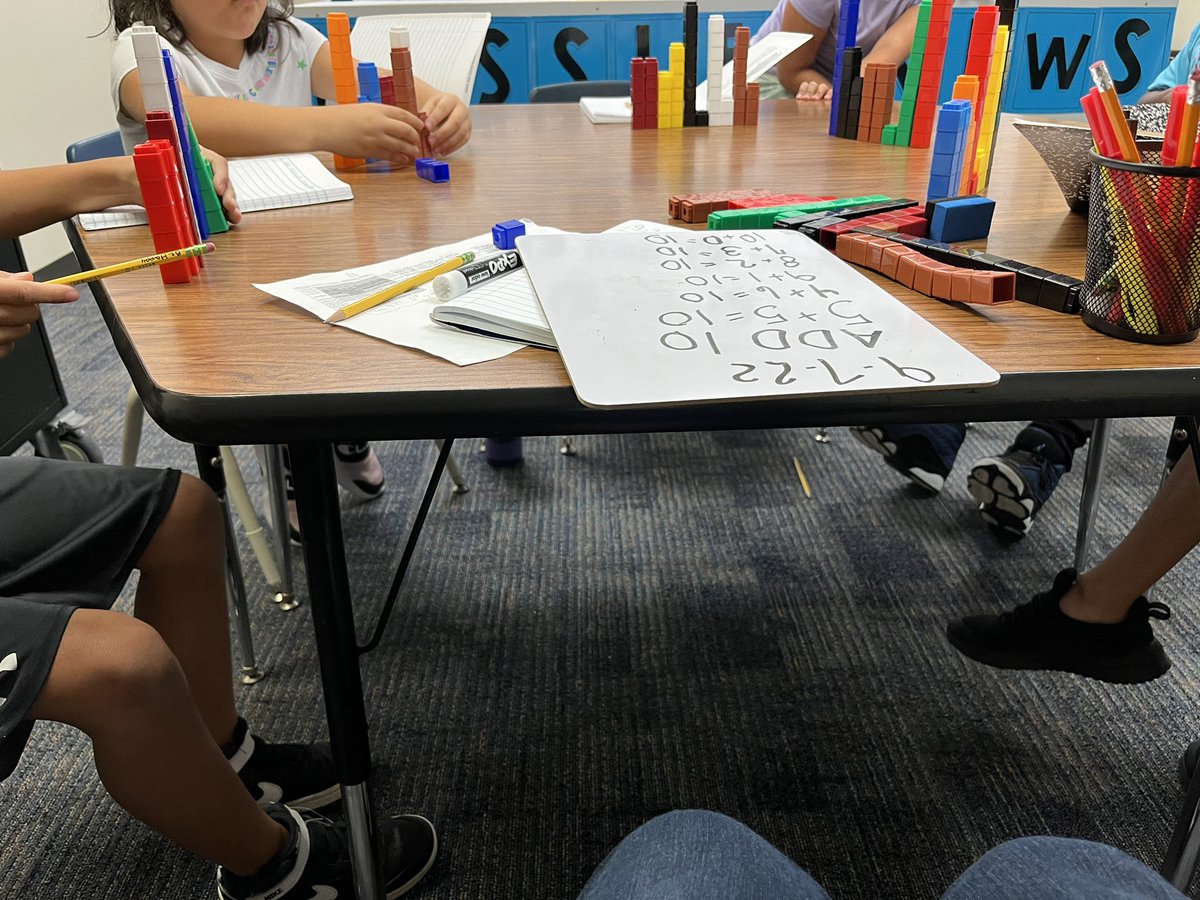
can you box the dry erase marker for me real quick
[47,242,216,286]
[431,250,523,301]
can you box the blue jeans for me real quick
[576,811,1185,899]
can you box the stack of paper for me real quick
[78,154,353,231]
[580,96,633,125]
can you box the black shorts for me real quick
[0,457,179,780]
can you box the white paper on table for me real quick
[350,13,491,103]
[580,96,632,124]
[77,154,353,231]
[253,222,557,366]
[696,32,811,111]
[427,220,688,350]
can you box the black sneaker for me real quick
[217,804,438,900]
[226,718,341,809]
[946,569,1172,684]
[849,423,965,493]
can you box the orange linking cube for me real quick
[856,63,897,143]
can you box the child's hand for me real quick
[199,146,242,225]
[796,80,833,101]
[0,272,78,359]
[324,104,424,164]
[422,93,472,156]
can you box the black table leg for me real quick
[289,441,382,900]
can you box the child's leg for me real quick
[1061,446,1200,622]
[131,473,238,747]
[28,608,286,876]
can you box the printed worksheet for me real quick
[254,223,555,366]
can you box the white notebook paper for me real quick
[350,13,491,102]
[78,154,354,231]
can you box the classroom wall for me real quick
[0,1,116,270]
[1177,0,1199,45]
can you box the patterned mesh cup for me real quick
[1080,142,1200,345]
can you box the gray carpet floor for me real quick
[2,281,1198,899]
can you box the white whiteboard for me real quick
[518,230,1000,409]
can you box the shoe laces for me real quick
[243,737,333,779]
[1003,448,1062,494]
[304,813,352,878]
[997,589,1060,632]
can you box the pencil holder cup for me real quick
[1080,143,1200,344]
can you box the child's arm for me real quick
[0,161,141,240]
[860,5,920,70]
[774,4,832,100]
[118,69,424,165]
[308,44,473,156]
[0,155,239,241]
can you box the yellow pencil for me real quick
[48,242,216,286]
[792,456,812,498]
[325,251,475,323]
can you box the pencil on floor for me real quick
[792,456,813,498]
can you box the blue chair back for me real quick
[66,130,124,163]
[529,80,630,103]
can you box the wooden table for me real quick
[72,103,1200,899]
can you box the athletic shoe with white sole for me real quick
[225,718,341,810]
[968,445,1065,536]
[217,804,437,900]
[849,423,966,493]
[334,442,386,501]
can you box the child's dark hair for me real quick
[110,1,296,56]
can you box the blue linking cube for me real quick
[492,219,526,250]
[415,157,450,183]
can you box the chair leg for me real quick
[813,428,831,444]
[1073,417,1112,572]
[261,445,299,610]
[1162,740,1200,891]
[221,447,295,611]
[194,446,262,685]
[559,436,577,456]
[436,440,469,494]
[222,509,263,685]
[120,385,144,467]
